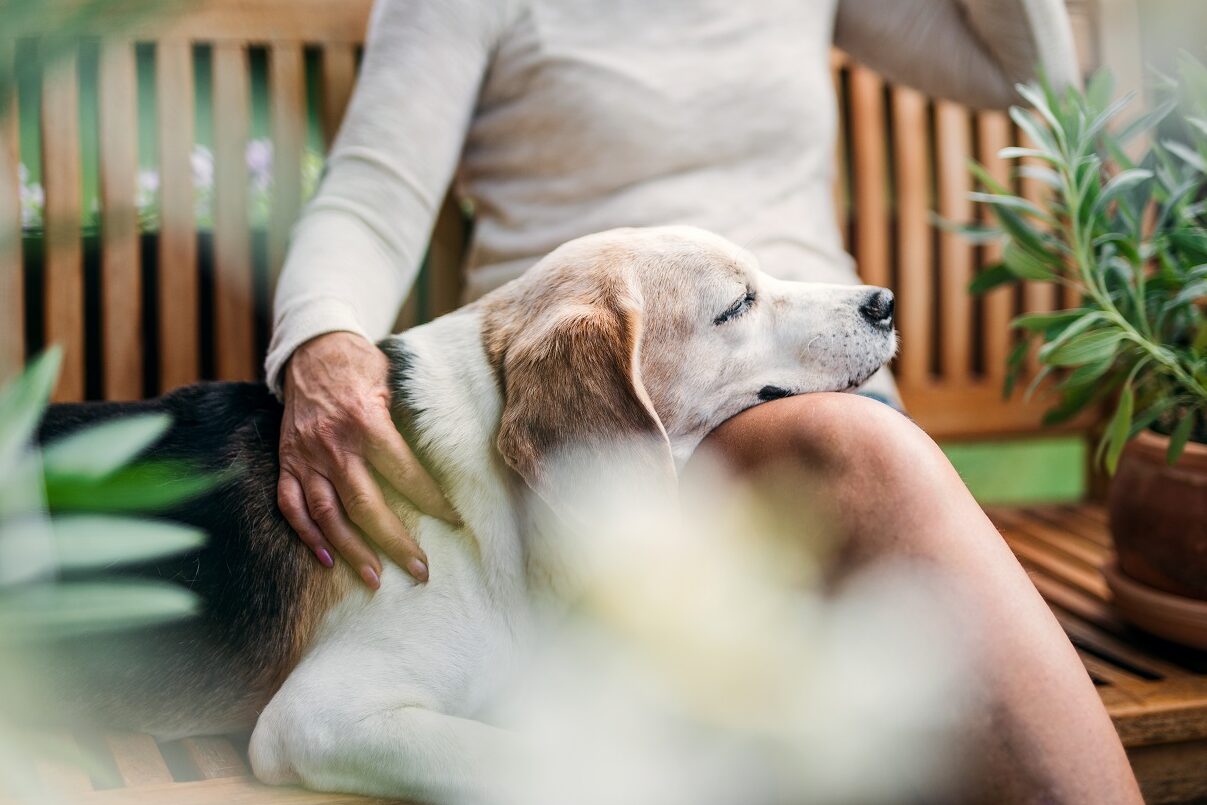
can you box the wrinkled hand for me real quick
[277,332,458,588]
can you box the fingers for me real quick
[366,424,460,524]
[277,471,335,568]
[302,472,386,589]
[330,458,431,584]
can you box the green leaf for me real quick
[998,146,1053,162]
[1064,352,1118,386]
[41,413,171,481]
[1003,339,1031,398]
[0,347,61,469]
[1010,105,1058,155]
[968,192,1054,222]
[969,264,1017,294]
[1012,309,1087,333]
[1096,169,1153,211]
[1003,241,1056,280]
[0,580,199,643]
[1164,139,1207,174]
[1085,70,1116,113]
[50,515,204,569]
[44,459,225,513]
[1104,383,1135,474]
[1167,412,1196,465]
[1042,328,1122,367]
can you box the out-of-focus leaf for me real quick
[1042,328,1122,367]
[1003,241,1057,280]
[1094,169,1153,214]
[1012,309,1087,333]
[44,459,225,513]
[0,580,199,643]
[0,348,61,470]
[969,264,1016,294]
[1104,383,1135,474]
[48,515,204,569]
[1164,140,1207,174]
[1167,412,1196,465]
[1003,339,1030,398]
[40,414,170,481]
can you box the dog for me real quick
[34,225,897,802]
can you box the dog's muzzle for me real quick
[859,289,895,329]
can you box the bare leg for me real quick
[693,393,1141,804]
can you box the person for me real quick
[267,1,1142,800]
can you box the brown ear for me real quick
[491,282,676,523]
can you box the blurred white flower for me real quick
[190,144,214,189]
[19,181,43,229]
[246,139,273,192]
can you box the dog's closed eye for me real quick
[713,289,756,326]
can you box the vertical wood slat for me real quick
[319,42,356,150]
[0,56,23,383]
[891,86,932,385]
[268,42,305,284]
[156,40,198,391]
[102,731,173,786]
[935,100,973,383]
[848,65,889,289]
[98,40,142,400]
[212,42,255,380]
[41,47,85,402]
[427,192,466,318]
[178,737,249,780]
[830,50,848,247]
[977,111,1015,384]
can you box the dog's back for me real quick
[27,383,352,738]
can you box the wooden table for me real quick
[10,504,1207,804]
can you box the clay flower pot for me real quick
[1106,429,1207,648]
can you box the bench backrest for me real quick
[0,0,1136,439]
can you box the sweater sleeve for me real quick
[264,0,515,394]
[833,0,1079,110]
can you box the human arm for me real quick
[268,0,518,586]
[833,0,1079,109]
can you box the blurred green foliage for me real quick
[964,56,1207,472]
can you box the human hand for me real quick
[277,331,458,588]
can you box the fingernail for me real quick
[316,548,334,568]
[408,558,429,583]
[361,566,380,589]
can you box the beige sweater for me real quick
[266,0,1077,392]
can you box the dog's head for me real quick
[482,226,897,514]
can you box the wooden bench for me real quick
[6,1,1204,803]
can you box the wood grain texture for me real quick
[830,50,848,247]
[0,61,23,383]
[98,39,143,400]
[41,47,85,402]
[103,731,173,786]
[156,39,199,391]
[934,100,972,383]
[267,42,305,284]
[890,86,932,386]
[319,43,357,150]
[847,65,888,289]
[179,737,249,780]
[976,111,1016,384]
[33,731,94,795]
[212,42,255,381]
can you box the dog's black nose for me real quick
[859,289,895,327]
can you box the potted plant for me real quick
[966,57,1207,648]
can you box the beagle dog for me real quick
[35,226,897,802]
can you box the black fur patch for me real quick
[757,385,792,402]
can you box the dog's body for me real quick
[35,227,897,802]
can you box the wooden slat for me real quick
[427,193,466,318]
[935,100,973,383]
[976,111,1015,384]
[98,39,143,400]
[156,40,198,391]
[991,507,1109,568]
[268,42,305,284]
[0,56,23,383]
[848,65,888,289]
[34,731,94,795]
[1128,739,1207,805]
[1078,647,1149,690]
[1101,679,1207,747]
[1001,528,1111,601]
[102,731,173,786]
[890,86,931,385]
[319,42,356,150]
[41,47,85,402]
[178,736,249,780]
[212,42,255,381]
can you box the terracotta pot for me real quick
[1108,429,1207,601]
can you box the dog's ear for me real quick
[492,279,676,524]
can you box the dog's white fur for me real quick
[248,226,897,802]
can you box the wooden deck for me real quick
[10,504,1207,804]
